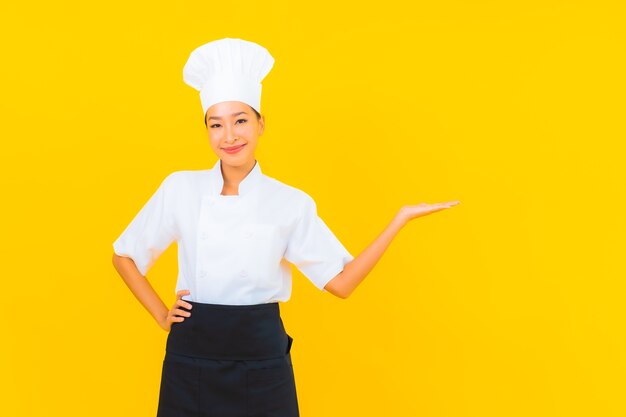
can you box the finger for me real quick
[169,310,186,320]
[422,205,449,214]
[436,201,458,208]
[176,289,190,299]
[173,307,191,317]
[174,301,191,311]
[429,207,446,213]
[178,298,193,310]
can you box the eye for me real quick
[210,119,246,129]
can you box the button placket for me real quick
[195,195,217,296]
[237,192,262,283]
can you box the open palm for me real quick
[399,200,460,222]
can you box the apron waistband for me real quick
[165,300,292,360]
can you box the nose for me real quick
[224,123,238,143]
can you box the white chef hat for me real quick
[182,37,275,118]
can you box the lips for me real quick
[222,143,246,154]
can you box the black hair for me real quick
[204,105,261,128]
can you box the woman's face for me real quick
[205,101,265,164]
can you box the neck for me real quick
[220,159,256,194]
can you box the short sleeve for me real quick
[113,173,179,276]
[283,195,354,292]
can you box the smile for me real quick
[222,144,246,154]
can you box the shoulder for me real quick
[263,175,315,206]
[151,170,208,203]
[163,169,205,182]
[260,175,318,219]
[162,169,208,189]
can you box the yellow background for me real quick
[1,1,624,416]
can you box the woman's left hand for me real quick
[397,200,461,224]
[326,199,461,299]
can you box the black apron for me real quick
[156,301,299,417]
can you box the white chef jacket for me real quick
[113,158,354,305]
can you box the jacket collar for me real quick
[208,158,263,196]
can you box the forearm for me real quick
[112,254,169,327]
[325,213,408,298]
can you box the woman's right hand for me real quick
[160,289,193,332]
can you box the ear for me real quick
[258,115,265,136]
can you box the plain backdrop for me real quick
[1,1,624,416]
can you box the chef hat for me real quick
[182,37,275,117]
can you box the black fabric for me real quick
[156,301,299,417]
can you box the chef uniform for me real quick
[112,38,354,417]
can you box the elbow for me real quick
[323,284,346,299]
[338,288,353,299]
[335,285,351,299]
[323,276,351,299]
[330,289,349,299]
[330,289,348,299]
[334,267,355,299]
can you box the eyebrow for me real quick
[207,111,249,121]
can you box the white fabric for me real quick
[182,38,275,116]
[113,159,354,305]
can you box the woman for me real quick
[112,38,459,417]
